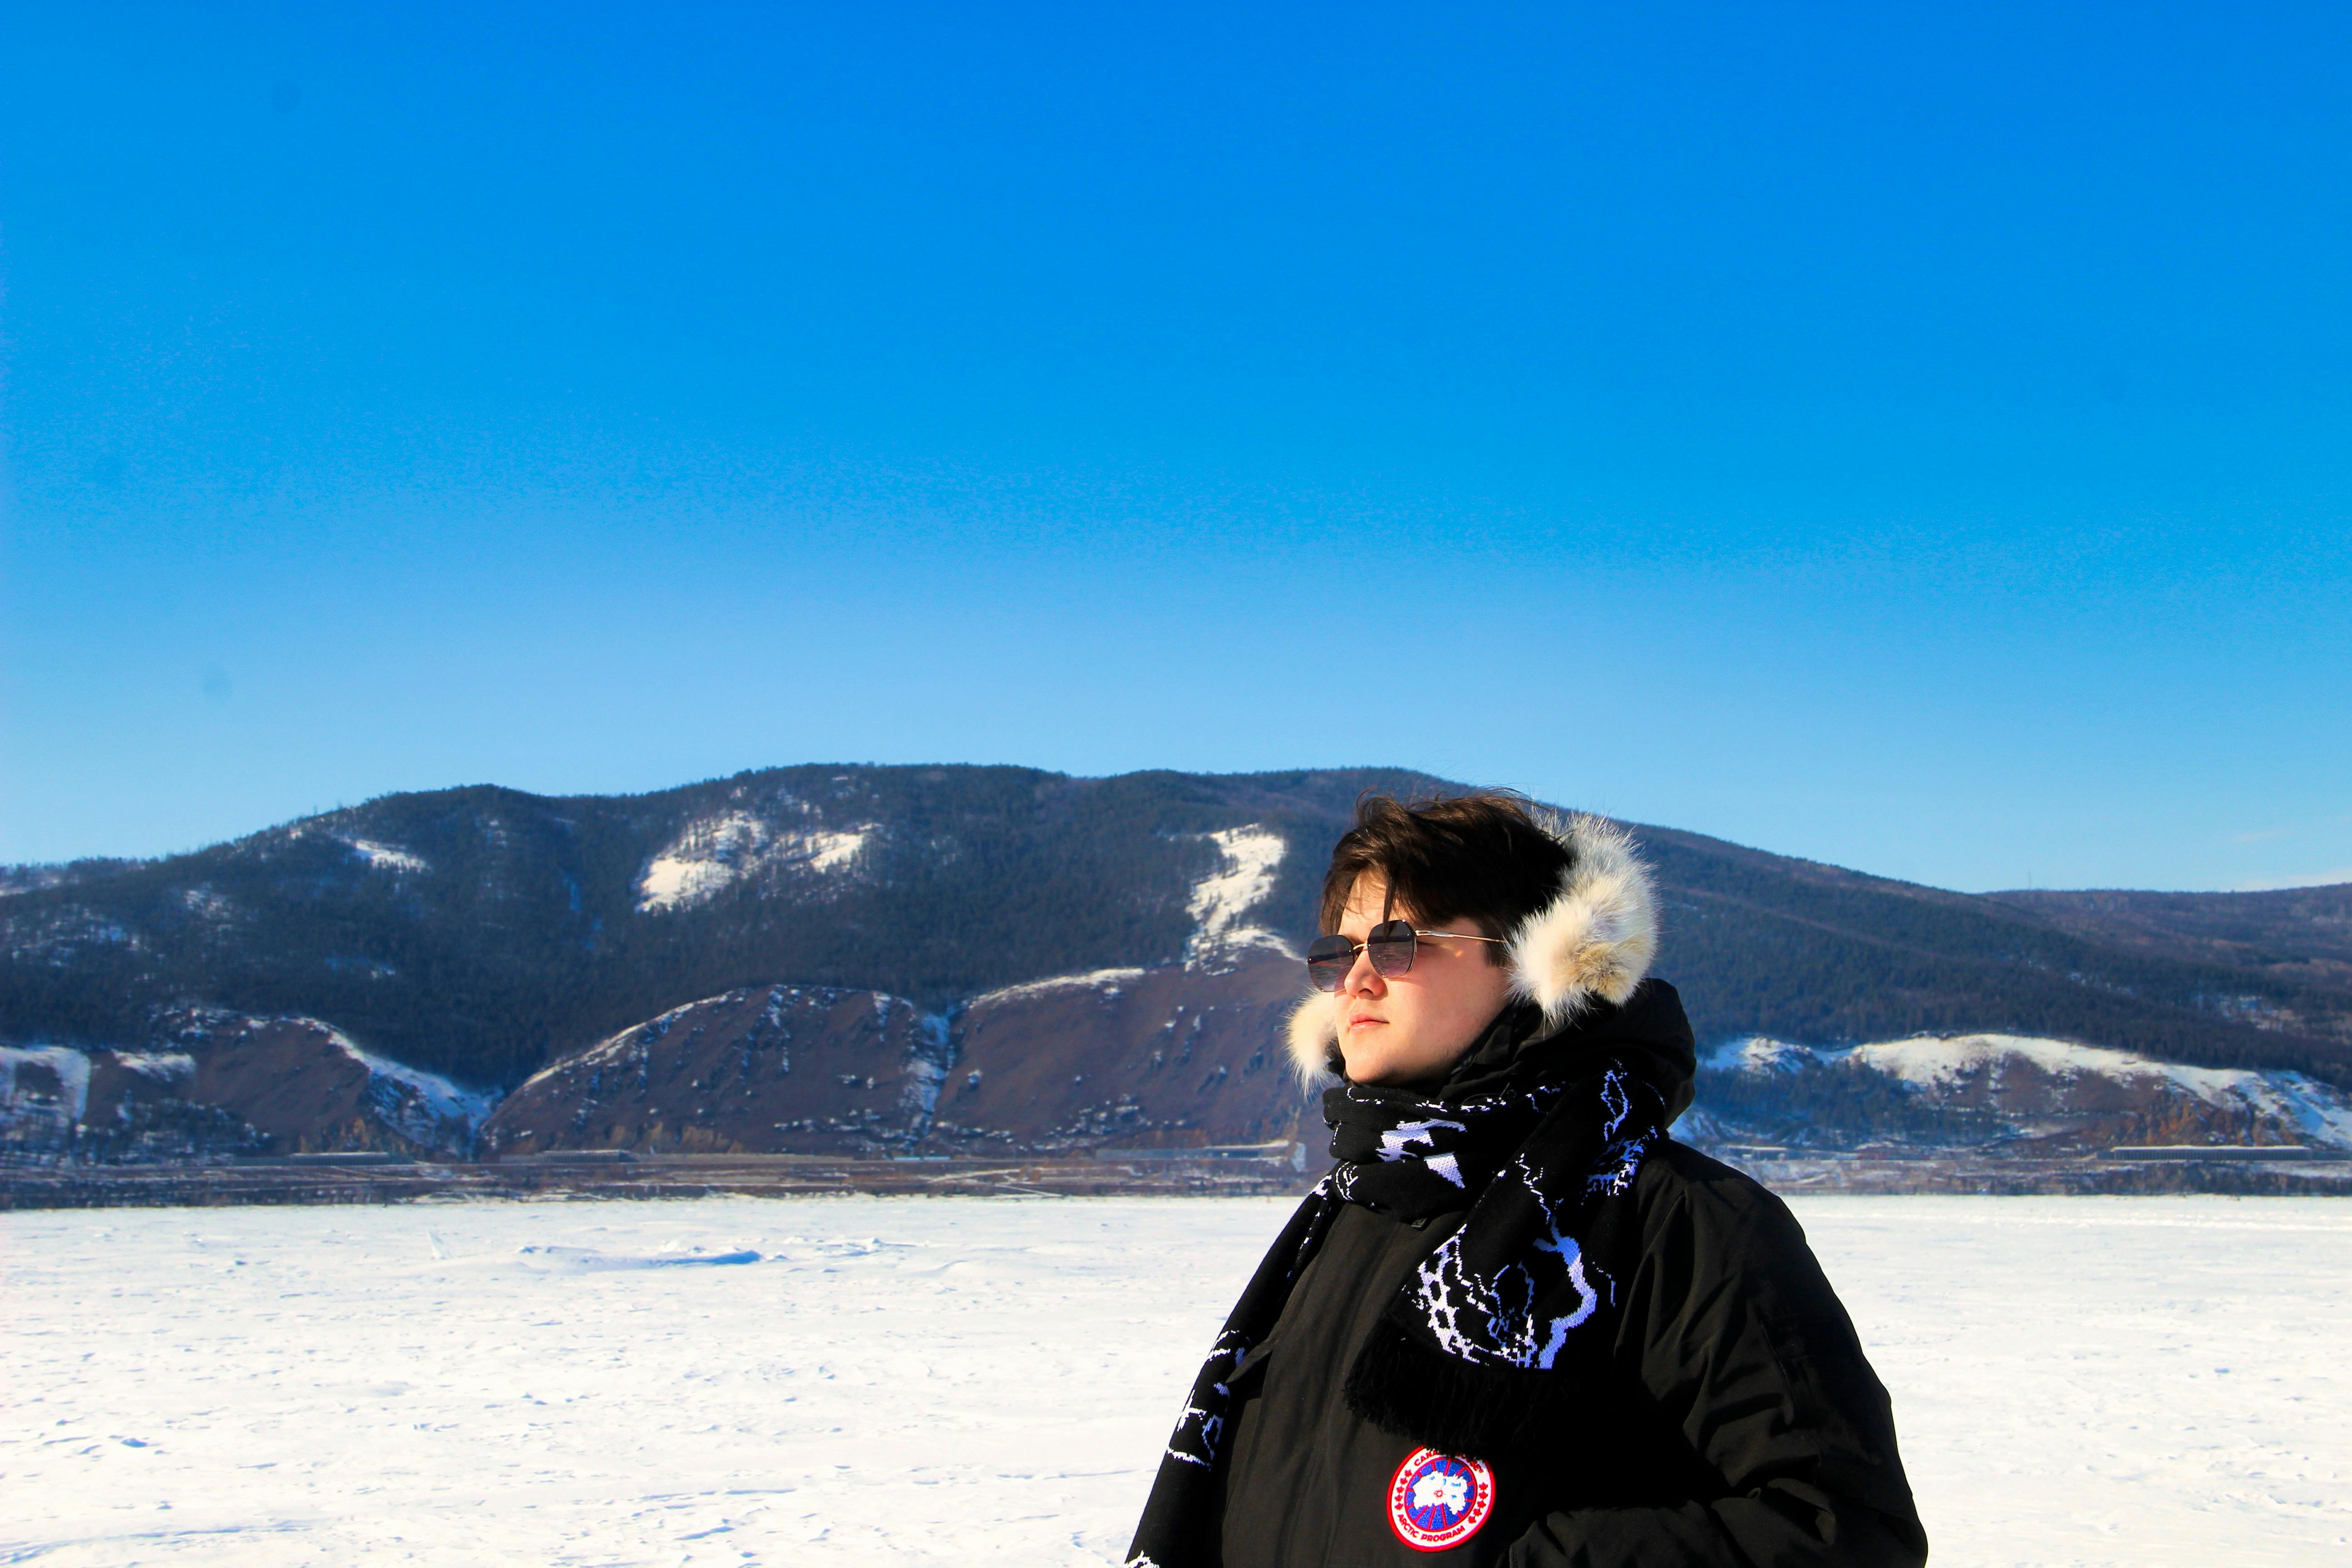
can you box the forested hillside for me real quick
[5,764,2347,1093]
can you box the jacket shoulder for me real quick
[1635,1137,1811,1255]
[1622,1137,1871,1377]
[1620,1136,1925,1544]
[1643,1135,1781,1200]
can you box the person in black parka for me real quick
[1127,793,1928,1568]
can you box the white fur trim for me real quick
[1287,989,1340,1087]
[1506,813,1659,1026]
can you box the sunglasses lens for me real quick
[1305,935,1355,992]
[1367,919,1417,976]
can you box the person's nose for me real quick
[1343,946,1386,997]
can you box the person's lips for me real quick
[1345,1011,1385,1032]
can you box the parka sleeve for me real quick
[1504,1165,1929,1568]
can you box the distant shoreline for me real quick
[8,1144,2352,1210]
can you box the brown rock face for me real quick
[1863,1049,2309,1152]
[172,1017,429,1153]
[929,956,1316,1154]
[477,957,1324,1159]
[0,1013,487,1161]
[481,986,949,1157]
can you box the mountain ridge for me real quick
[6,765,2349,1120]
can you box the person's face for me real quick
[1328,876,1514,1089]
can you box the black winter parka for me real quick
[1203,1068,1929,1565]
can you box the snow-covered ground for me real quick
[4,1195,2347,1566]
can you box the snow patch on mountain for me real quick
[1184,826,1295,970]
[970,968,1149,1009]
[0,865,73,898]
[1861,1034,2352,1147]
[802,828,873,874]
[637,812,878,912]
[0,1045,93,1132]
[1670,1104,1738,1141]
[4,907,135,961]
[637,813,768,909]
[321,1025,500,1142]
[274,825,429,875]
[1857,1034,2193,1088]
[519,1003,693,1089]
[179,886,234,921]
[1704,1032,2352,1149]
[343,838,429,875]
[1702,1037,1820,1075]
[114,1050,196,1082]
[901,1012,955,1137]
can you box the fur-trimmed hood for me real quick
[1285,812,1661,1085]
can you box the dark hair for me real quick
[1317,789,1574,963]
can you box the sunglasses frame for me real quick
[1305,921,1509,992]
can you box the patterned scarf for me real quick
[1126,1010,1669,1567]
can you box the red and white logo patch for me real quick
[1386,1447,1496,1552]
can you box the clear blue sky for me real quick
[4,2,2347,891]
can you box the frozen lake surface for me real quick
[4,1194,2347,1566]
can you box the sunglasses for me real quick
[1305,922,1509,992]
